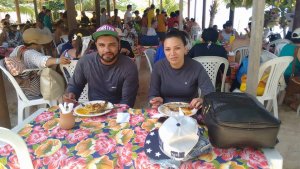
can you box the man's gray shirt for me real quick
[67,52,139,107]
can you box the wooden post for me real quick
[187,0,190,19]
[179,0,183,30]
[95,0,100,28]
[194,0,197,20]
[293,0,300,30]
[246,0,265,96]
[202,0,206,29]
[14,0,22,24]
[106,0,110,17]
[229,0,235,24]
[113,0,116,10]
[160,0,163,10]
[64,0,78,31]
[0,72,11,128]
[33,0,39,21]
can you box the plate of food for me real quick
[74,101,114,117]
[158,102,197,117]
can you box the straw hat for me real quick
[23,28,53,44]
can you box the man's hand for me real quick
[63,92,77,104]
[149,97,163,109]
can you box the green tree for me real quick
[157,0,179,14]
[209,0,220,27]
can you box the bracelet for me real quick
[56,58,60,64]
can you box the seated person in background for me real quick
[36,19,52,36]
[147,20,157,36]
[3,24,23,48]
[149,30,214,109]
[5,28,70,97]
[80,11,90,26]
[60,32,83,60]
[219,21,240,44]
[279,27,300,82]
[63,25,139,107]
[187,28,228,59]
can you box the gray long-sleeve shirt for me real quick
[67,52,139,107]
[149,57,215,103]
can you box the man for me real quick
[110,9,122,28]
[80,11,90,26]
[38,6,47,22]
[156,9,167,41]
[1,14,10,26]
[36,19,52,36]
[43,9,53,32]
[63,25,139,107]
[124,4,132,24]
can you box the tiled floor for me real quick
[2,56,299,169]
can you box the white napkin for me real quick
[116,112,130,123]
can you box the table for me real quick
[0,106,282,169]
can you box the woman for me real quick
[6,28,70,97]
[60,31,83,60]
[149,30,214,109]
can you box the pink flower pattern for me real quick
[66,128,90,144]
[0,107,270,169]
[130,114,145,126]
[34,111,54,123]
[94,136,116,155]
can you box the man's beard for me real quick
[99,52,118,63]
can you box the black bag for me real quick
[203,92,281,148]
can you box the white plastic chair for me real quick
[256,56,293,118]
[60,60,88,102]
[0,60,53,126]
[144,48,156,73]
[261,50,278,63]
[60,35,68,43]
[0,127,33,169]
[56,42,66,56]
[266,39,291,54]
[193,56,229,92]
[80,36,91,56]
[233,46,249,65]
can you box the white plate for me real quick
[74,100,114,117]
[158,102,197,117]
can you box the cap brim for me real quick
[92,31,118,40]
[144,129,170,160]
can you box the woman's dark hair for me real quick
[164,30,187,46]
[201,28,219,43]
[68,30,83,57]
[291,38,300,44]
[101,8,106,14]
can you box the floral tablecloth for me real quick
[0,106,269,169]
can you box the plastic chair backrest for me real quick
[0,60,28,102]
[258,56,293,98]
[60,35,68,43]
[261,50,278,63]
[60,60,88,102]
[57,42,66,56]
[144,48,156,73]
[266,39,291,52]
[81,36,91,56]
[233,46,249,65]
[193,56,229,92]
[0,127,33,169]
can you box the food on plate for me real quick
[76,102,108,115]
[164,103,193,116]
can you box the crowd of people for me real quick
[0,3,299,110]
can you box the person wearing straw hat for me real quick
[5,28,70,97]
[63,25,139,107]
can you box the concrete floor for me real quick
[2,56,300,169]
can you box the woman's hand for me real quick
[149,97,163,109]
[189,98,203,109]
[60,57,71,64]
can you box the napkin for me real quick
[116,112,130,123]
